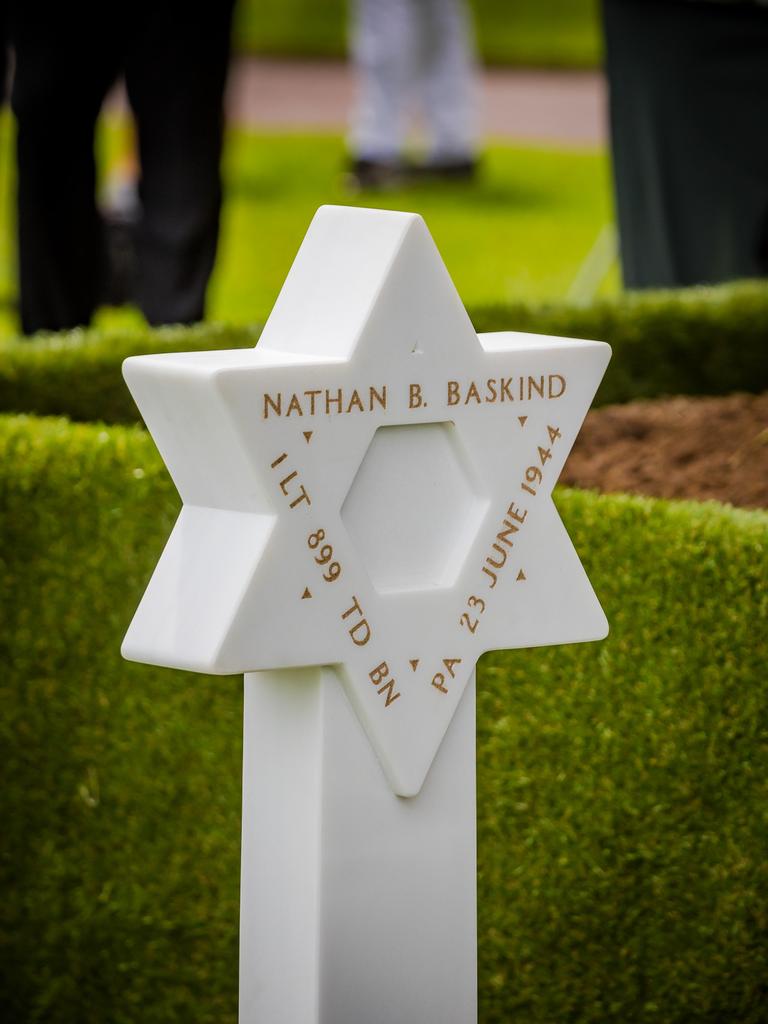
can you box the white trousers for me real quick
[349,0,478,162]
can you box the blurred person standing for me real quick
[602,0,768,289]
[8,0,235,335]
[348,0,479,188]
[1,4,8,108]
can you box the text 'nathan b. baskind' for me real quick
[262,374,568,419]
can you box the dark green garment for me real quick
[602,0,768,288]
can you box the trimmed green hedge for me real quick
[1,281,766,425]
[472,279,768,408]
[1,413,766,1023]
[0,321,261,424]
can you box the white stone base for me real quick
[240,667,477,1024]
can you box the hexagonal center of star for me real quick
[341,422,486,594]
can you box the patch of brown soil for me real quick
[561,392,768,510]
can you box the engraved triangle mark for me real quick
[516,570,526,581]
[518,416,528,427]
[409,659,420,671]
[303,431,313,443]
[302,587,312,599]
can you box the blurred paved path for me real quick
[106,57,605,146]
[224,57,606,147]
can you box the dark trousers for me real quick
[9,0,234,335]
[602,0,768,289]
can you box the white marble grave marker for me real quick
[122,205,610,1023]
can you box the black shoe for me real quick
[408,157,479,183]
[345,157,406,192]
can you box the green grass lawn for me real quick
[211,130,615,318]
[0,119,616,342]
[233,0,601,69]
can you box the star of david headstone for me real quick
[122,206,610,1023]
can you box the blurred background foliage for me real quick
[233,0,601,68]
